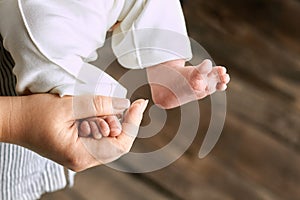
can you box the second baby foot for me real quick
[147,59,230,109]
[190,59,230,98]
[78,115,122,139]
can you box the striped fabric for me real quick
[0,35,71,199]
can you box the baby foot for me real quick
[147,59,230,109]
[78,115,122,139]
[190,59,230,98]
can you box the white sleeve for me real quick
[112,0,192,69]
[0,0,126,98]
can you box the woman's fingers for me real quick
[72,95,130,119]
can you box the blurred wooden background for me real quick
[41,0,300,199]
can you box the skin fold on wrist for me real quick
[0,96,24,144]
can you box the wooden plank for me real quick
[136,112,300,200]
[41,166,173,200]
[212,114,300,200]
[227,76,300,150]
[70,166,172,200]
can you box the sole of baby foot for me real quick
[150,63,230,109]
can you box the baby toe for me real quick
[208,67,221,80]
[220,74,230,84]
[197,59,213,74]
[90,121,103,139]
[79,121,91,137]
[216,83,227,91]
[97,119,110,137]
[216,66,227,76]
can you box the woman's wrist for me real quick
[0,96,24,144]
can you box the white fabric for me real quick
[0,0,191,96]
[113,0,192,69]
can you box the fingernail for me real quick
[95,133,103,139]
[112,98,130,113]
[141,99,149,112]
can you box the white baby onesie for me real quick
[0,0,192,97]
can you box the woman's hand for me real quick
[0,94,147,172]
